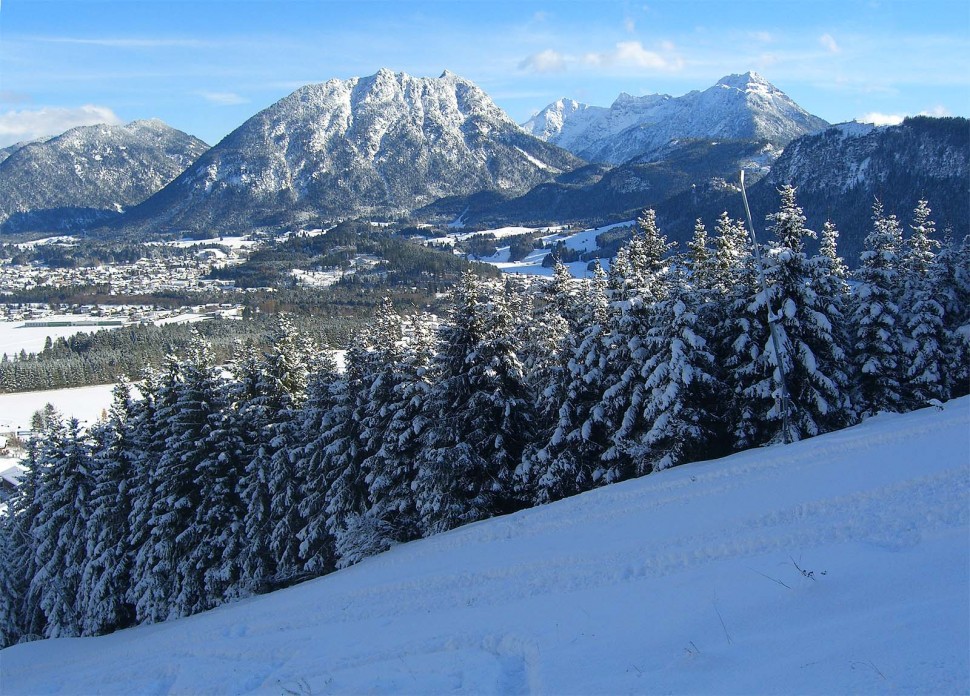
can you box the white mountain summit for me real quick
[128,69,582,233]
[522,72,829,165]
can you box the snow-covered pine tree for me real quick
[714,210,772,450]
[28,416,93,638]
[526,262,613,504]
[899,200,949,407]
[126,368,171,624]
[932,231,970,398]
[0,507,23,647]
[850,201,906,416]
[686,218,715,292]
[326,300,407,568]
[738,185,854,443]
[597,211,676,478]
[350,301,432,564]
[270,352,340,584]
[171,338,236,617]
[515,263,581,501]
[635,265,724,470]
[711,212,752,295]
[294,354,348,576]
[321,331,386,569]
[363,312,436,549]
[78,380,138,636]
[414,272,534,534]
[235,315,315,594]
[129,339,225,622]
[809,220,857,418]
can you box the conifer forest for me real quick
[2,190,968,647]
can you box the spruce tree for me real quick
[79,381,138,635]
[414,272,534,534]
[851,201,905,416]
[737,185,854,443]
[526,263,614,502]
[900,201,948,407]
[639,267,724,470]
[28,416,93,638]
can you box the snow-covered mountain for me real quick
[126,69,583,233]
[0,121,208,233]
[2,398,967,694]
[523,72,829,164]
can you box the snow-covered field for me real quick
[0,384,117,431]
[444,221,631,277]
[2,398,967,694]
[0,319,126,357]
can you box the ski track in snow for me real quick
[2,400,968,695]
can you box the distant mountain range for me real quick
[522,72,828,164]
[0,120,208,233]
[0,69,964,260]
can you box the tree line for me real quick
[1,189,967,646]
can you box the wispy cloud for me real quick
[0,105,122,147]
[583,41,683,71]
[196,91,249,106]
[34,36,213,49]
[519,49,566,74]
[819,33,841,53]
[520,40,683,75]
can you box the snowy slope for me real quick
[2,399,968,694]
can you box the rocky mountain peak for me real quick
[523,73,828,165]
[124,69,582,233]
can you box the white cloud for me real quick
[920,105,952,117]
[856,106,952,127]
[0,105,122,147]
[623,17,636,34]
[819,33,841,53]
[583,40,683,71]
[857,112,905,126]
[518,49,567,74]
[197,91,249,106]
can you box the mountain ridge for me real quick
[522,72,829,164]
[0,120,208,233]
[122,69,583,234]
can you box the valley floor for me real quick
[2,399,968,694]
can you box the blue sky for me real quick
[1,0,967,147]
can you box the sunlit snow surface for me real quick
[433,221,630,278]
[2,399,968,695]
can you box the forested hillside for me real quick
[1,190,968,644]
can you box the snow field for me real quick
[0,383,117,431]
[1,398,967,694]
